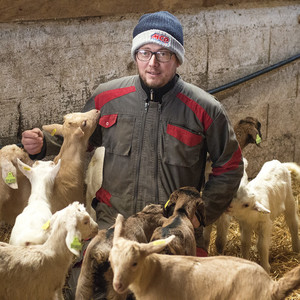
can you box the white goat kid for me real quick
[0,202,98,300]
[228,159,300,273]
[9,158,61,246]
[109,214,300,300]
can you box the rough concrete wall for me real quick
[1,0,296,22]
[0,3,299,177]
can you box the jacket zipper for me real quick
[154,102,161,204]
[133,90,152,212]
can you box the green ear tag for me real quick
[5,172,16,184]
[71,237,82,251]
[153,240,166,246]
[256,134,262,144]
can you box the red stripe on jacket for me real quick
[167,124,202,146]
[94,86,136,110]
[177,93,213,132]
[212,147,242,176]
[96,187,112,207]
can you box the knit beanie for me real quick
[131,11,185,64]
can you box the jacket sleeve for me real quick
[202,107,244,225]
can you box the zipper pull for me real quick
[145,100,149,111]
[150,89,154,101]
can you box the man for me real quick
[22,10,243,297]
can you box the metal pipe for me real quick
[208,53,300,95]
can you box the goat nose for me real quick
[114,281,123,292]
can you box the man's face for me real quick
[136,43,180,89]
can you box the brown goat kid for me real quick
[150,186,205,256]
[75,204,165,300]
[109,214,300,300]
[234,116,262,149]
[42,109,100,213]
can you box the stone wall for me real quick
[0,2,299,177]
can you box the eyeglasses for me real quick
[136,50,174,62]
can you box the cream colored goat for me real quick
[228,159,299,273]
[0,144,33,225]
[9,158,61,246]
[76,204,165,300]
[150,186,205,256]
[42,109,100,213]
[109,213,300,300]
[0,202,98,300]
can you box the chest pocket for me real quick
[163,123,205,167]
[100,114,134,156]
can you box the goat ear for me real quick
[253,201,270,214]
[140,235,175,255]
[52,159,61,178]
[1,158,18,189]
[74,126,85,137]
[65,215,82,257]
[16,158,33,180]
[42,124,63,136]
[113,214,124,243]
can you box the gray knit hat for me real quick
[131,11,185,64]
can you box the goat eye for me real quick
[83,216,89,225]
[132,262,138,267]
[82,120,87,127]
[243,203,249,208]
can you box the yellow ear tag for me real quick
[164,199,170,209]
[256,134,261,144]
[42,220,50,230]
[5,172,16,184]
[51,128,57,136]
[153,240,166,246]
[23,166,31,171]
[71,237,82,251]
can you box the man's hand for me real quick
[21,128,44,155]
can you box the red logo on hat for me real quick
[151,33,170,44]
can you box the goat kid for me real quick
[227,159,299,273]
[150,186,205,256]
[0,202,98,300]
[0,144,32,226]
[76,203,165,300]
[109,213,300,300]
[42,109,100,213]
[9,158,61,246]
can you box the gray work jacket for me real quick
[83,75,243,229]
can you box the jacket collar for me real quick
[140,74,179,103]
